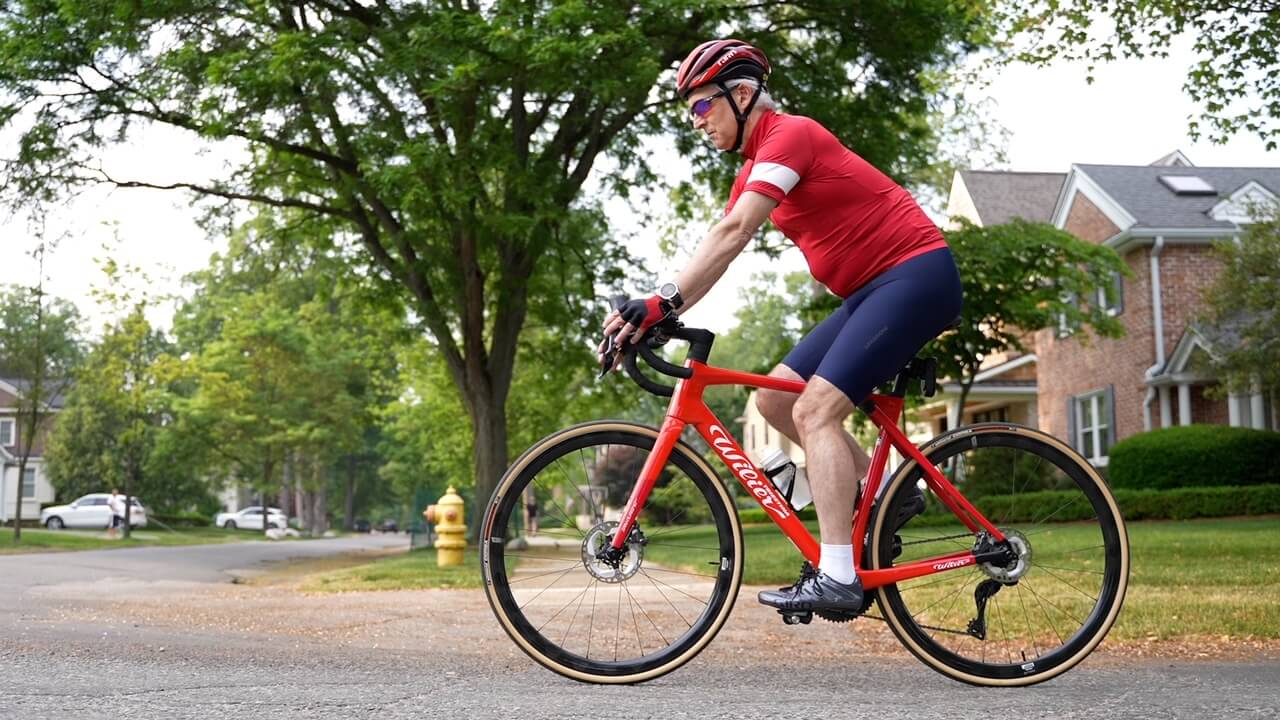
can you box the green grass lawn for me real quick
[300,517,1280,642]
[646,516,1280,641]
[300,547,483,592]
[0,527,301,553]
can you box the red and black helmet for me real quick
[675,39,770,99]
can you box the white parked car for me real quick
[215,506,287,530]
[40,493,148,530]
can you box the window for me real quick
[0,419,13,446]
[1056,293,1078,338]
[1071,388,1115,465]
[973,407,1009,424]
[21,468,35,498]
[1095,271,1124,316]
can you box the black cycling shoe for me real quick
[758,567,864,614]
[894,483,927,533]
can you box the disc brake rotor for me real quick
[581,520,643,583]
[980,528,1032,583]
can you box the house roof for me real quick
[0,377,67,409]
[1075,165,1280,230]
[958,171,1066,226]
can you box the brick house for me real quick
[0,377,61,521]
[927,150,1278,467]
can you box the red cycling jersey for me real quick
[725,110,947,298]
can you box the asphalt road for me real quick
[1,537,1277,719]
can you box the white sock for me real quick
[819,543,856,585]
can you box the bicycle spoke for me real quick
[638,568,711,607]
[1033,562,1104,576]
[517,564,580,612]
[507,563,583,585]
[1034,565,1099,603]
[639,569,695,629]
[561,578,596,648]
[536,580,597,634]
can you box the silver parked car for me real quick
[40,493,148,530]
[214,506,287,530]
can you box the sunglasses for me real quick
[688,89,730,119]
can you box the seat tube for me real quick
[611,415,687,549]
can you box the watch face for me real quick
[658,282,679,300]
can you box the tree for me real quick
[43,305,188,537]
[922,220,1127,422]
[1004,0,1280,149]
[1198,206,1280,397]
[0,250,83,540]
[0,0,1004,528]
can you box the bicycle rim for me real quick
[871,425,1128,685]
[481,421,743,683]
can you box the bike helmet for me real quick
[676,39,771,152]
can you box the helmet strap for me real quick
[724,81,765,153]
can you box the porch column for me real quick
[1178,383,1192,426]
[1251,384,1266,430]
[1228,393,1242,427]
[1158,386,1172,428]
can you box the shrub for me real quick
[738,485,1280,525]
[150,511,212,527]
[1108,425,1280,490]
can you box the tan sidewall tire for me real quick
[481,420,744,684]
[869,423,1130,686]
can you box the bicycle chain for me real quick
[868,532,983,636]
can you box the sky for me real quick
[2,39,1279,338]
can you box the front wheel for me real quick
[870,424,1129,686]
[481,420,743,684]
[45,517,64,530]
[224,520,237,530]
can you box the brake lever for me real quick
[598,333,619,378]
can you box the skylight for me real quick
[1159,175,1216,195]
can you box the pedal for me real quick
[779,610,813,625]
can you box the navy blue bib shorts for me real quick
[781,247,963,404]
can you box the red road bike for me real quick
[481,316,1129,685]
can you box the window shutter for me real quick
[1113,272,1125,316]
[1067,397,1078,450]
[1106,385,1118,450]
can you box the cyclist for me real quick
[599,39,963,616]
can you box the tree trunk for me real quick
[466,394,508,542]
[955,376,976,429]
[13,456,26,541]
[281,452,293,529]
[261,460,274,536]
[344,454,356,531]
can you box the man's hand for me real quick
[597,295,673,373]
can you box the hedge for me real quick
[1108,425,1280,491]
[149,511,213,527]
[736,484,1280,525]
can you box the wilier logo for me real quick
[708,425,791,520]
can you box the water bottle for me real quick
[760,448,812,511]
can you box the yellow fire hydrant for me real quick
[424,486,467,567]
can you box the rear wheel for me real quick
[481,421,743,684]
[870,424,1128,686]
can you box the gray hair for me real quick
[725,78,776,112]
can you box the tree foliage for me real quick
[44,304,211,520]
[0,268,83,539]
[1004,0,1280,149]
[1198,207,1280,396]
[0,0,1005,522]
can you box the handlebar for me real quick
[603,295,715,397]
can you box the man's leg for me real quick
[755,365,871,486]
[791,377,860,549]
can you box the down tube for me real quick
[692,420,820,564]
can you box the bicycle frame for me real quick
[608,358,1008,592]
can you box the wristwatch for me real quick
[657,281,684,310]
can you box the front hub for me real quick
[582,521,643,583]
